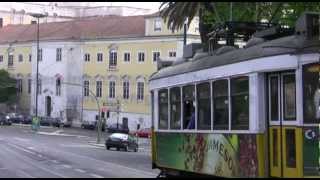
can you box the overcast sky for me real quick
[97,2,162,12]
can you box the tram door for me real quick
[267,72,302,178]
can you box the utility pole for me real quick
[116,98,120,129]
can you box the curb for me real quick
[12,123,54,129]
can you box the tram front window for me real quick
[159,89,169,129]
[197,83,211,130]
[303,63,320,123]
[183,85,195,129]
[213,80,229,130]
[231,76,249,130]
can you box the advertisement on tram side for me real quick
[303,127,320,176]
[156,133,259,177]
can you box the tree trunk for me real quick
[199,9,209,52]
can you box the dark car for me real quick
[7,113,24,123]
[40,117,51,126]
[51,117,62,127]
[0,113,11,125]
[21,115,32,124]
[81,120,105,131]
[105,133,138,152]
[81,120,96,130]
[107,123,129,134]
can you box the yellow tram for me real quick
[149,12,320,178]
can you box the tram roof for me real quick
[150,35,320,81]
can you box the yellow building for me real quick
[0,13,200,130]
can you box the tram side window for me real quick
[170,87,181,129]
[197,83,211,130]
[231,76,249,130]
[183,85,195,129]
[283,74,296,120]
[212,80,229,130]
[159,89,169,129]
[303,63,320,123]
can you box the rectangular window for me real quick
[269,76,279,121]
[84,53,90,62]
[303,63,320,123]
[18,54,23,62]
[0,55,3,62]
[8,55,13,66]
[183,85,195,129]
[137,82,144,100]
[56,48,62,61]
[154,18,162,31]
[286,129,296,168]
[17,79,23,93]
[109,81,115,98]
[84,81,89,97]
[283,74,296,120]
[159,89,168,129]
[153,52,160,62]
[38,48,42,61]
[138,52,145,62]
[169,51,176,57]
[231,76,249,130]
[56,78,61,96]
[97,53,103,62]
[124,52,130,62]
[29,54,32,62]
[170,87,181,129]
[273,129,278,166]
[197,83,211,130]
[212,80,229,130]
[28,79,31,94]
[96,81,102,97]
[123,81,130,99]
[109,51,117,68]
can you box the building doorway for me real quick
[45,96,52,117]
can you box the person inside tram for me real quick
[184,100,195,129]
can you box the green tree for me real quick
[160,2,320,51]
[0,69,17,104]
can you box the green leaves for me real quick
[0,69,17,103]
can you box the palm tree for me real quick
[159,2,215,51]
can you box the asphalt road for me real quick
[0,125,159,178]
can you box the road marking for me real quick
[13,137,30,142]
[74,168,86,173]
[17,169,35,178]
[89,173,104,178]
[2,145,67,178]
[7,143,37,155]
[61,164,72,169]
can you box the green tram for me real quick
[149,12,320,178]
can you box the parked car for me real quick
[40,117,51,126]
[21,115,32,124]
[0,113,11,126]
[7,113,24,123]
[105,133,138,152]
[51,117,62,127]
[107,123,129,134]
[61,119,72,128]
[81,120,96,130]
[133,128,151,138]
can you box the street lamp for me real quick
[29,13,47,124]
